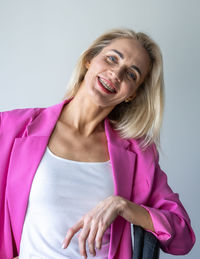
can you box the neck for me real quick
[60,88,113,137]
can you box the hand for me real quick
[62,195,123,258]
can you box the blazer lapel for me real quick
[105,118,137,259]
[6,136,49,251]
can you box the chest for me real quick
[47,121,110,162]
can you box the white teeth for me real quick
[99,78,115,93]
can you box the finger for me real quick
[78,226,90,258]
[95,220,107,250]
[87,221,98,256]
[62,220,83,249]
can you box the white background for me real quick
[0,0,199,258]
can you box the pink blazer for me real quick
[0,98,195,258]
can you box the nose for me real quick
[109,67,123,83]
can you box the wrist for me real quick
[115,196,128,216]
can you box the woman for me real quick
[0,29,195,259]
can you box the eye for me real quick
[106,55,118,63]
[127,70,136,81]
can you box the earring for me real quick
[125,93,136,103]
[124,97,132,103]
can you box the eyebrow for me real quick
[110,49,142,76]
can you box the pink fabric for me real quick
[0,99,195,258]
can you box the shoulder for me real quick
[1,106,43,120]
[128,138,159,163]
[0,107,45,136]
[0,99,69,138]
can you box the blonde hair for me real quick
[63,28,164,150]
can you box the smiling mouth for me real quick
[98,77,117,93]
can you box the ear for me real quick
[85,60,90,69]
[129,92,137,100]
[125,93,137,103]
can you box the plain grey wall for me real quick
[0,0,199,258]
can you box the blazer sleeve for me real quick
[140,144,196,255]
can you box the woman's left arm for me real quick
[128,145,196,255]
[117,198,155,232]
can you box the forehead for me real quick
[103,38,145,56]
[102,38,151,76]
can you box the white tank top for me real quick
[19,146,115,259]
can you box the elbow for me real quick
[162,229,196,255]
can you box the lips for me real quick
[97,76,117,93]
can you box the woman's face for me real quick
[82,38,151,108]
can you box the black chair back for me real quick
[131,224,160,259]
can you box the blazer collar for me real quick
[26,98,72,137]
[26,97,131,149]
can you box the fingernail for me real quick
[61,243,65,249]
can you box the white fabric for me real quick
[19,146,115,259]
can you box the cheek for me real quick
[84,63,104,84]
[91,58,108,71]
[123,82,137,95]
[87,63,103,77]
